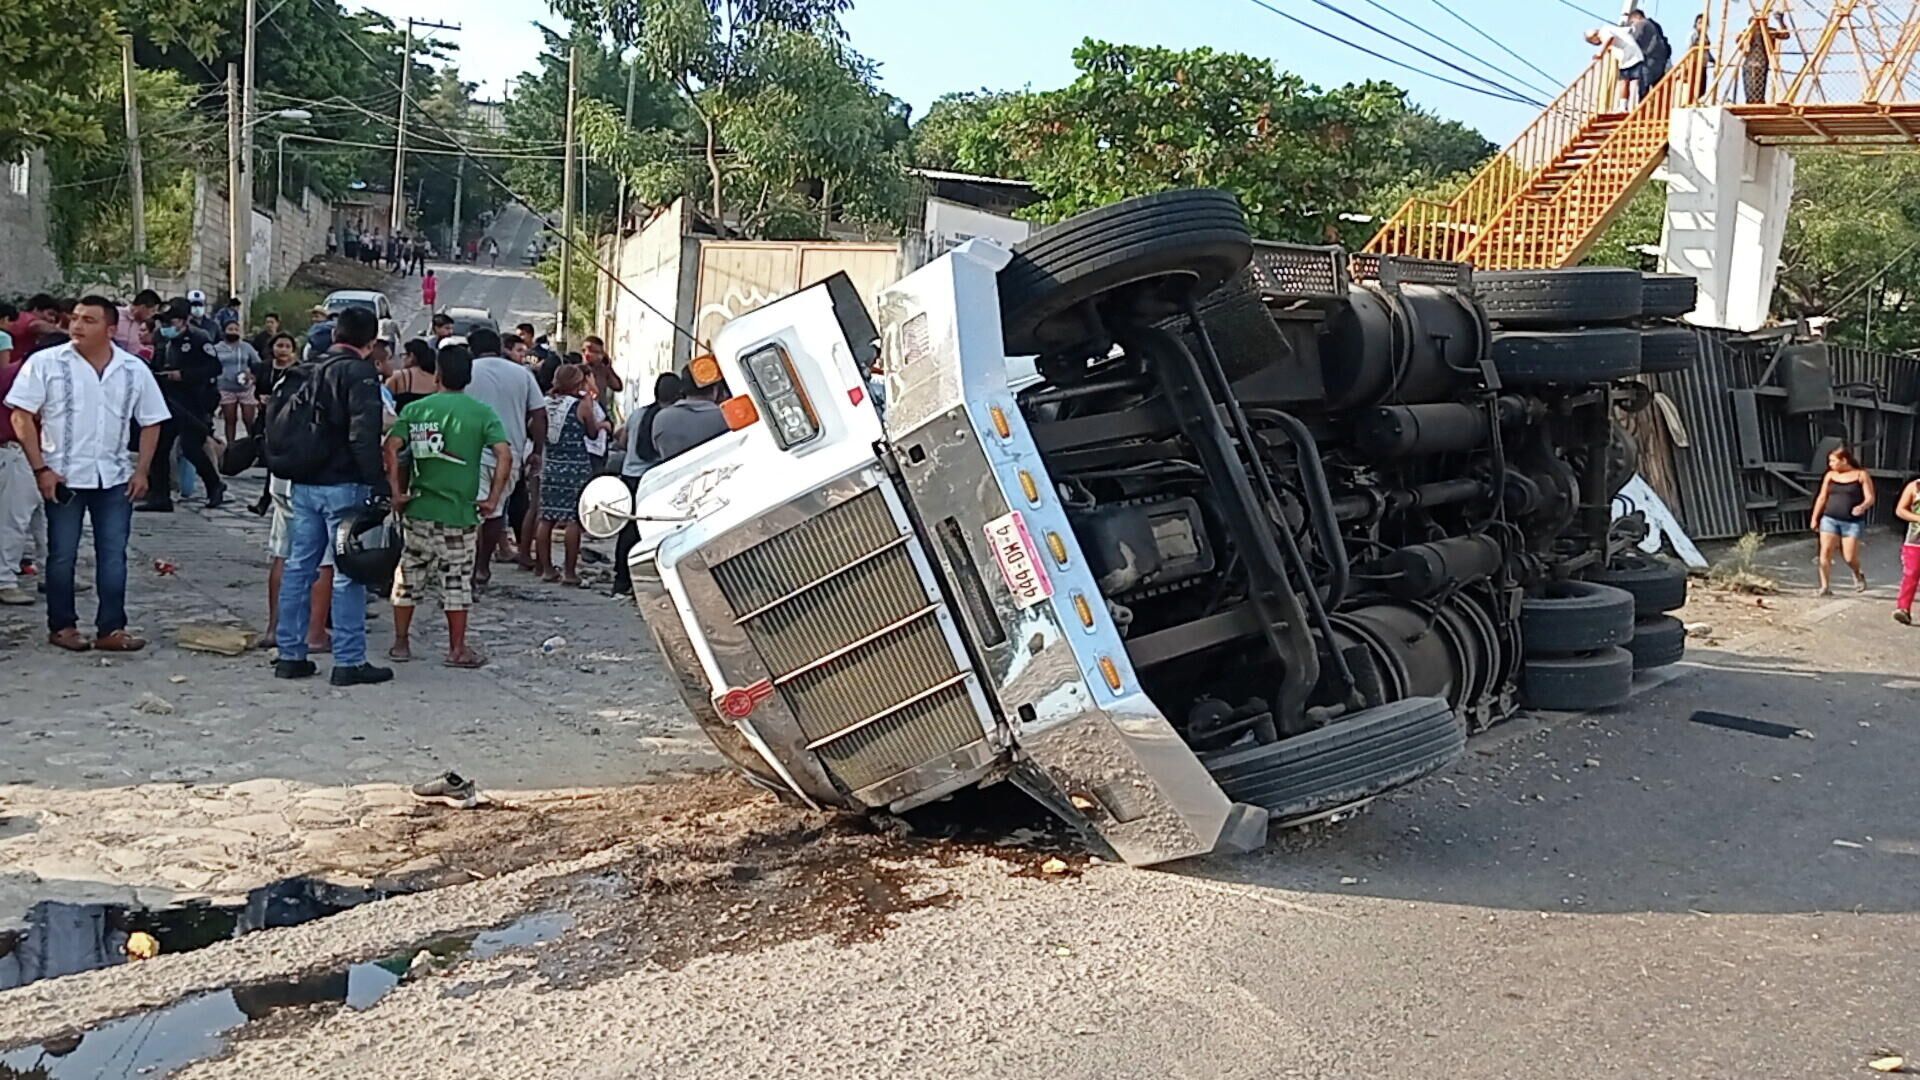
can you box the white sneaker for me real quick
[0,586,30,605]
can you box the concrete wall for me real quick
[1660,107,1795,332]
[605,198,698,407]
[263,190,331,292]
[0,153,63,295]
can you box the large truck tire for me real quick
[1641,273,1700,318]
[999,189,1253,358]
[1520,647,1635,711]
[1587,553,1689,616]
[1477,268,1643,326]
[1491,327,1641,386]
[1639,325,1701,375]
[1625,614,1687,670]
[1200,697,1464,824]
[1521,580,1637,656]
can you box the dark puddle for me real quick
[1,876,399,993]
[0,911,571,1079]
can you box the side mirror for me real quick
[579,475,636,539]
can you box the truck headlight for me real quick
[742,344,819,449]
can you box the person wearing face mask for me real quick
[143,298,226,511]
[185,289,219,337]
[214,321,263,444]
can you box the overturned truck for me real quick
[583,191,1696,865]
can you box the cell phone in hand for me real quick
[54,482,74,505]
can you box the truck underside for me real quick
[608,190,1696,866]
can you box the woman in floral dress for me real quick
[536,363,602,584]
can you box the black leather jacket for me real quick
[285,344,389,490]
[152,326,220,419]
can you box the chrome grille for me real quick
[709,488,985,792]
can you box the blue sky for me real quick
[363,0,1675,145]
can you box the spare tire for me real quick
[1587,553,1688,615]
[1626,614,1686,670]
[1641,273,1699,318]
[1477,268,1643,327]
[1200,697,1464,824]
[1492,327,1641,386]
[999,189,1253,358]
[1640,325,1700,375]
[1521,579,1636,657]
[1521,647,1635,711]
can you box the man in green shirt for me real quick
[382,345,512,667]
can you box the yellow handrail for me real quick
[1365,52,1621,260]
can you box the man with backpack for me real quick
[264,305,393,686]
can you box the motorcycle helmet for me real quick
[334,500,400,592]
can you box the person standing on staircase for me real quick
[1628,10,1671,97]
[1587,25,1646,108]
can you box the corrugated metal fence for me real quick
[1642,329,1920,541]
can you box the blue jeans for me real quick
[279,482,370,665]
[45,484,133,636]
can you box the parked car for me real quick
[322,290,400,348]
[443,306,497,338]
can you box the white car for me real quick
[443,305,497,338]
[323,289,400,345]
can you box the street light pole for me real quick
[557,43,579,344]
[227,63,245,312]
[238,0,258,327]
[390,18,412,237]
[122,37,148,293]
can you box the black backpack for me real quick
[263,357,337,482]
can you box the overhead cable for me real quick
[1421,0,1569,98]
[1293,0,1548,106]
[1240,0,1542,106]
[1357,0,1560,102]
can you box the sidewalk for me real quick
[0,472,717,925]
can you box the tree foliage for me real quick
[556,0,910,238]
[1770,150,1920,349]
[932,40,1493,245]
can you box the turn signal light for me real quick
[1018,470,1040,505]
[1072,592,1095,629]
[1098,656,1124,691]
[1045,531,1069,566]
[989,405,1012,440]
[689,353,723,387]
[722,395,759,431]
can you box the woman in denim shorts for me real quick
[1812,446,1875,596]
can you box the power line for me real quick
[302,0,701,345]
[1239,0,1542,107]
[1422,0,1569,98]
[1295,0,1548,107]
[1357,0,1560,102]
[1553,0,1615,24]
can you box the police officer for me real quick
[142,298,227,510]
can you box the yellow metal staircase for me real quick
[1366,46,1709,269]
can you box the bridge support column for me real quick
[1659,107,1795,332]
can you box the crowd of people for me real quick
[331,227,431,276]
[0,280,729,682]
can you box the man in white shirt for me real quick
[5,296,170,652]
[462,327,547,585]
[1588,25,1648,106]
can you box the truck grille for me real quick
[709,489,984,792]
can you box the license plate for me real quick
[983,510,1054,610]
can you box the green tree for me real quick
[909,90,1017,172]
[944,40,1492,245]
[556,0,909,237]
[1773,150,1920,350]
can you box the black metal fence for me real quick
[1643,329,1920,541]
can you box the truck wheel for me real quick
[1587,553,1688,616]
[1520,647,1634,711]
[1520,580,1636,657]
[1491,327,1641,386]
[1640,273,1699,318]
[1625,614,1686,670]
[1477,268,1643,326]
[1199,697,1464,825]
[1639,326,1700,374]
[999,189,1253,358]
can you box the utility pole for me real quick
[227,63,245,311]
[389,18,462,237]
[449,163,463,260]
[614,52,638,232]
[557,43,579,345]
[239,0,257,324]
[122,37,148,293]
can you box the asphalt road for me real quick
[404,203,556,339]
[21,548,1903,1080]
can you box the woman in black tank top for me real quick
[1812,446,1876,595]
[388,339,439,410]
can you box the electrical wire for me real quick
[1239,0,1543,106]
[1422,0,1569,97]
[303,0,701,345]
[1357,0,1560,102]
[1294,0,1549,107]
[1553,0,1615,23]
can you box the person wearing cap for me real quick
[651,364,731,460]
[185,289,218,337]
[144,298,226,510]
[305,305,334,361]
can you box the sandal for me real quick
[542,570,562,583]
[94,630,147,652]
[49,628,93,652]
[444,649,488,669]
[560,576,582,588]
[387,642,414,663]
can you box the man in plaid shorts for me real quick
[382,345,512,667]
